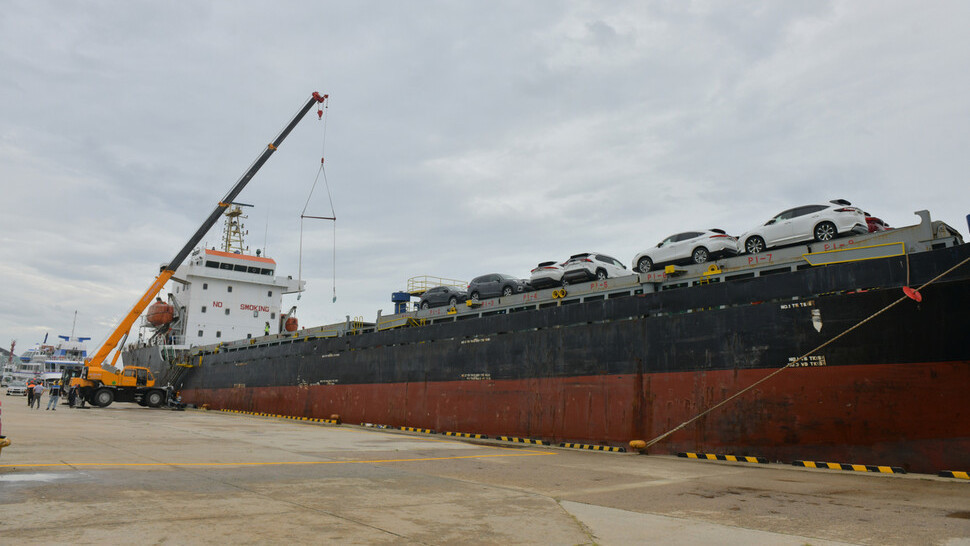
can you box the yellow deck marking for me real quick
[0,450,556,469]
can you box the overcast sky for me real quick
[1,1,968,355]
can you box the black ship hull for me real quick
[130,244,970,474]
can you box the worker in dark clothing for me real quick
[46,383,61,410]
[26,380,35,407]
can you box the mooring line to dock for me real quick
[643,253,970,449]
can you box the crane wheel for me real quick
[145,390,165,408]
[93,388,114,408]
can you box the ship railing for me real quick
[407,275,468,296]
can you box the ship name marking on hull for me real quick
[789,355,827,367]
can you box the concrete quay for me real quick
[0,399,968,544]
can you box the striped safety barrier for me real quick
[443,432,488,439]
[678,452,768,464]
[220,409,340,424]
[498,436,549,445]
[793,460,905,474]
[399,426,436,434]
[561,443,625,452]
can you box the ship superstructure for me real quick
[6,335,89,384]
[130,205,304,353]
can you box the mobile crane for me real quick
[67,92,329,408]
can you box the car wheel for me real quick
[691,247,709,264]
[637,257,653,273]
[502,286,514,297]
[420,301,430,310]
[448,296,458,306]
[814,221,837,241]
[595,269,607,280]
[470,291,480,301]
[745,236,766,254]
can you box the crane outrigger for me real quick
[67,92,329,408]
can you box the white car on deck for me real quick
[562,252,629,283]
[528,261,566,289]
[632,229,738,273]
[738,200,869,254]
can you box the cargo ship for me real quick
[125,208,970,474]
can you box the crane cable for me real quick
[642,251,970,450]
[298,96,337,302]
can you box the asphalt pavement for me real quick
[1,396,968,544]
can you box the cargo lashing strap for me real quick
[642,252,970,450]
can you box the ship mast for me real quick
[221,204,253,254]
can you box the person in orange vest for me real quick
[26,379,35,407]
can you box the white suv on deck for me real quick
[632,229,738,273]
[738,200,869,254]
[562,252,629,282]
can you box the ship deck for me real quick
[1,401,967,544]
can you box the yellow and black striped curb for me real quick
[561,443,625,452]
[679,452,768,464]
[220,409,340,424]
[938,471,969,479]
[399,426,436,434]
[498,436,549,445]
[793,460,905,474]
[443,432,488,439]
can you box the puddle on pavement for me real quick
[0,472,74,483]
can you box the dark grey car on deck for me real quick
[418,286,468,309]
[467,273,532,301]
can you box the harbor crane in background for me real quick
[66,92,329,408]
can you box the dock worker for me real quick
[26,380,35,407]
[46,383,61,410]
[264,321,270,335]
[31,382,45,409]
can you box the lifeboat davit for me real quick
[146,301,175,327]
[284,316,299,332]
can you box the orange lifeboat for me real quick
[284,316,299,332]
[146,300,175,326]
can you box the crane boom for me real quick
[86,92,328,370]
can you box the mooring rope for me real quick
[643,251,970,449]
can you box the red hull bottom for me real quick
[184,360,970,474]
